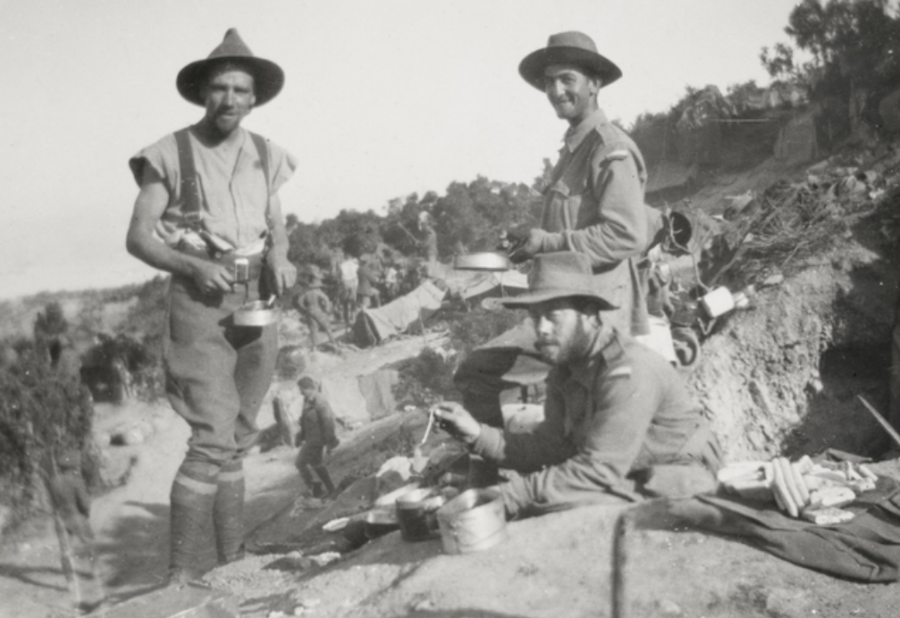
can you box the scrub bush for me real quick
[0,344,97,531]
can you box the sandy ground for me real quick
[4,315,900,616]
[4,155,900,617]
[0,325,432,618]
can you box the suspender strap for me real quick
[249,132,272,228]
[174,128,202,229]
[249,132,269,181]
[174,128,272,232]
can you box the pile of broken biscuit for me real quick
[717,456,879,525]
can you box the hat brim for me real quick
[500,287,617,311]
[177,56,284,106]
[519,47,622,91]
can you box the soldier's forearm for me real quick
[126,229,205,280]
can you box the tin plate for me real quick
[453,252,513,271]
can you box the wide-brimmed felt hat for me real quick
[501,252,617,310]
[519,31,622,91]
[177,28,284,107]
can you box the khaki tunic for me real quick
[536,109,652,335]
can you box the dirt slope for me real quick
[5,152,900,617]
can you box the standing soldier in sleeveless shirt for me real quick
[125,29,297,584]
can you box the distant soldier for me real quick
[383,264,400,302]
[418,212,439,264]
[338,256,359,324]
[293,276,337,350]
[294,376,339,498]
[48,450,94,549]
[47,448,104,613]
[357,256,382,309]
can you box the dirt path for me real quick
[0,399,325,618]
[0,329,432,618]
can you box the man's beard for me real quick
[536,318,593,366]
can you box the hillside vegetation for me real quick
[5,1,900,598]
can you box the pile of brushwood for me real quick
[703,150,900,289]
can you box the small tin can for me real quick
[700,286,735,318]
[233,257,250,283]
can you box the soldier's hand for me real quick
[507,228,545,264]
[191,260,234,295]
[267,254,297,296]
[431,401,481,444]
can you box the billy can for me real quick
[436,488,508,554]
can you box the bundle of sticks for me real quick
[717,456,878,525]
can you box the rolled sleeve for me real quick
[471,386,575,474]
[268,141,297,195]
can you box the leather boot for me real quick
[214,459,245,565]
[169,460,218,582]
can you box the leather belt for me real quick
[177,244,266,282]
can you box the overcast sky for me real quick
[0,0,801,300]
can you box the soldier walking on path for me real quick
[294,376,340,498]
[46,449,104,613]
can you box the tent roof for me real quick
[460,270,529,300]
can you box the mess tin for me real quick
[364,508,400,540]
[395,487,447,542]
[436,488,508,554]
[453,252,513,272]
[233,297,277,327]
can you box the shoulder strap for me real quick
[175,129,273,238]
[174,128,202,229]
[249,132,273,235]
[249,132,269,181]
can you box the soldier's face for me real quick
[543,64,600,125]
[202,69,256,135]
[529,298,596,365]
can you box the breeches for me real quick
[165,275,277,466]
[306,312,331,333]
[295,442,325,470]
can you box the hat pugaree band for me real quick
[501,252,617,310]
[177,28,284,107]
[519,31,622,91]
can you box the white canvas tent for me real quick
[352,280,447,347]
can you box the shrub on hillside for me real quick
[393,307,522,407]
[117,276,168,400]
[0,345,97,529]
[446,307,522,356]
[81,333,160,402]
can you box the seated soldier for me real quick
[434,252,721,519]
